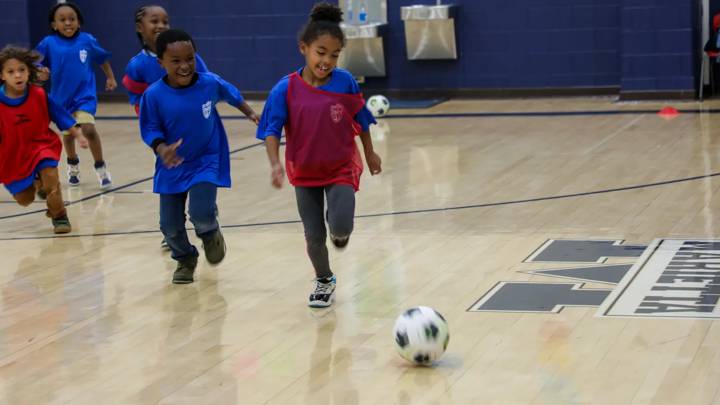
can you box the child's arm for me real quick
[213,74,259,125]
[238,101,260,125]
[359,131,382,175]
[67,126,89,149]
[100,61,117,91]
[47,94,88,148]
[264,135,285,188]
[139,93,183,168]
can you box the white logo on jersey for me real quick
[202,101,212,119]
[79,49,88,63]
[330,103,344,123]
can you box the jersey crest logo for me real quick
[330,103,344,124]
[79,49,88,63]
[202,101,212,119]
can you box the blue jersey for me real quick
[35,32,111,116]
[123,50,209,106]
[256,67,375,140]
[140,72,244,194]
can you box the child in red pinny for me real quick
[257,2,382,308]
[0,46,88,234]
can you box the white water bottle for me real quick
[358,1,367,24]
[347,0,354,24]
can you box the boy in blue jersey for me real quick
[36,2,117,189]
[140,29,259,284]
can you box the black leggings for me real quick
[295,184,355,278]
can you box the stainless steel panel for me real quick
[401,4,458,60]
[401,5,452,20]
[338,37,386,77]
[341,22,384,38]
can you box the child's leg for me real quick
[12,186,36,207]
[79,114,112,188]
[80,123,104,164]
[325,184,355,246]
[295,186,332,279]
[159,191,197,261]
[62,134,78,161]
[188,182,225,265]
[37,167,66,219]
[188,182,219,237]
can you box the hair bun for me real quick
[310,2,343,23]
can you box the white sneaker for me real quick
[95,165,112,189]
[308,275,336,308]
[68,164,80,186]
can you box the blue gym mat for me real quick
[387,98,447,109]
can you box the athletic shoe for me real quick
[330,234,349,249]
[173,255,198,284]
[52,215,71,234]
[308,275,336,308]
[95,165,112,189]
[202,229,226,265]
[68,164,80,186]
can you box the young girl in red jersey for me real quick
[0,46,88,233]
[256,3,382,308]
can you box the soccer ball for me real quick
[393,306,449,366]
[366,95,390,117]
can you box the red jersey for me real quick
[0,85,62,185]
[284,72,366,191]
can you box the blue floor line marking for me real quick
[2,170,719,241]
[94,108,720,121]
[0,142,265,221]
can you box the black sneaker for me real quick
[37,189,47,200]
[330,234,349,249]
[52,215,71,234]
[173,255,198,284]
[202,229,226,265]
[308,275,336,308]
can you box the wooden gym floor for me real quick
[0,98,719,404]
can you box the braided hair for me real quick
[134,4,166,49]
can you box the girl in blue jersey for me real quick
[140,29,259,284]
[36,2,117,189]
[123,5,210,114]
[256,3,382,308]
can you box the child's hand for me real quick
[365,151,382,175]
[156,139,184,168]
[271,162,285,188]
[105,77,118,91]
[69,126,89,149]
[37,67,50,82]
[247,112,260,126]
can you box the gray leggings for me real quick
[295,184,355,279]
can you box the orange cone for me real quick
[657,106,679,120]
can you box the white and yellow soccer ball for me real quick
[393,306,449,366]
[366,95,390,118]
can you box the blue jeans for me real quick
[159,182,219,261]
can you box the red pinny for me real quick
[0,85,62,184]
[284,72,366,191]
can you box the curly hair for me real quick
[298,2,345,47]
[0,45,41,84]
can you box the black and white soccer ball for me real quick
[393,306,449,366]
[367,95,390,118]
